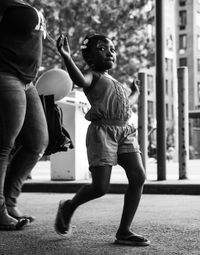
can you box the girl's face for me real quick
[90,38,116,72]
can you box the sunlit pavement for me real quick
[22,159,200,195]
[31,159,200,183]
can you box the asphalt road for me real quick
[0,193,199,255]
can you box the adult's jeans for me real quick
[0,73,48,208]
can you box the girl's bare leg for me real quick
[117,152,146,235]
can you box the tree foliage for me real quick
[27,0,155,84]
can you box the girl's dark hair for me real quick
[80,34,110,66]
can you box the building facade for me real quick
[176,0,200,110]
[140,0,200,157]
[140,0,177,154]
[176,0,200,156]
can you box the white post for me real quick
[138,72,148,170]
[177,67,189,179]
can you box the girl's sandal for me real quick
[114,233,150,246]
[54,200,72,237]
[0,218,28,230]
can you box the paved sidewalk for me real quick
[22,159,200,195]
[30,159,200,182]
[0,193,199,255]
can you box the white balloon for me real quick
[36,68,73,101]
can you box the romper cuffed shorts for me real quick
[86,120,141,168]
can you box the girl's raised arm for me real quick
[57,35,92,89]
[128,80,140,106]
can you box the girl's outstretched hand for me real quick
[56,34,70,57]
[130,79,140,94]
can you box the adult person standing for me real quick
[0,0,48,230]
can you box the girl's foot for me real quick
[7,206,35,223]
[54,200,73,237]
[115,231,150,246]
[0,205,28,230]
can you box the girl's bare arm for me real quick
[57,35,92,88]
[128,80,140,106]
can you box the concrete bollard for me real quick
[177,67,189,179]
[138,72,148,170]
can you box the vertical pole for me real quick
[138,72,148,170]
[177,67,189,179]
[156,0,166,180]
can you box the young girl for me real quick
[55,34,150,246]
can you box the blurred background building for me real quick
[142,0,200,158]
[176,0,200,157]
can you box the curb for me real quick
[22,181,200,195]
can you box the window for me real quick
[197,12,200,27]
[179,34,187,50]
[147,74,154,94]
[197,59,200,72]
[165,80,169,95]
[197,35,200,50]
[166,103,169,120]
[198,82,200,102]
[171,105,174,120]
[166,29,173,51]
[179,58,187,66]
[179,10,187,29]
[170,59,173,72]
[179,0,186,6]
[165,58,169,71]
[147,101,154,117]
[165,58,173,72]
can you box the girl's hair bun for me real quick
[80,34,111,66]
[80,34,109,50]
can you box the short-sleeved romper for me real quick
[84,72,140,168]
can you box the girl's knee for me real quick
[92,184,109,198]
[137,169,146,186]
[139,170,146,185]
[130,167,146,187]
